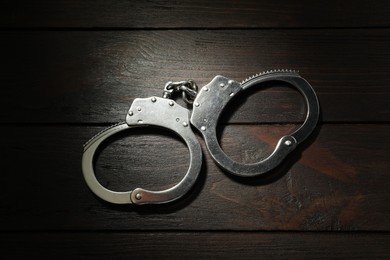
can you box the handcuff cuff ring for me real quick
[191,71,320,177]
[82,97,202,205]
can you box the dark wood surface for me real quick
[1,30,390,123]
[1,232,389,259]
[1,0,390,28]
[1,0,389,258]
[1,125,389,231]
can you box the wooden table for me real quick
[1,1,389,258]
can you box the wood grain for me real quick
[1,232,389,259]
[1,124,389,231]
[1,0,390,28]
[0,29,389,123]
[1,1,389,257]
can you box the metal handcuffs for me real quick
[82,70,320,205]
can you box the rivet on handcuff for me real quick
[82,70,320,205]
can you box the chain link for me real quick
[163,80,198,105]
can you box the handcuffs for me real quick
[82,70,320,205]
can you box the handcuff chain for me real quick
[163,80,198,105]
